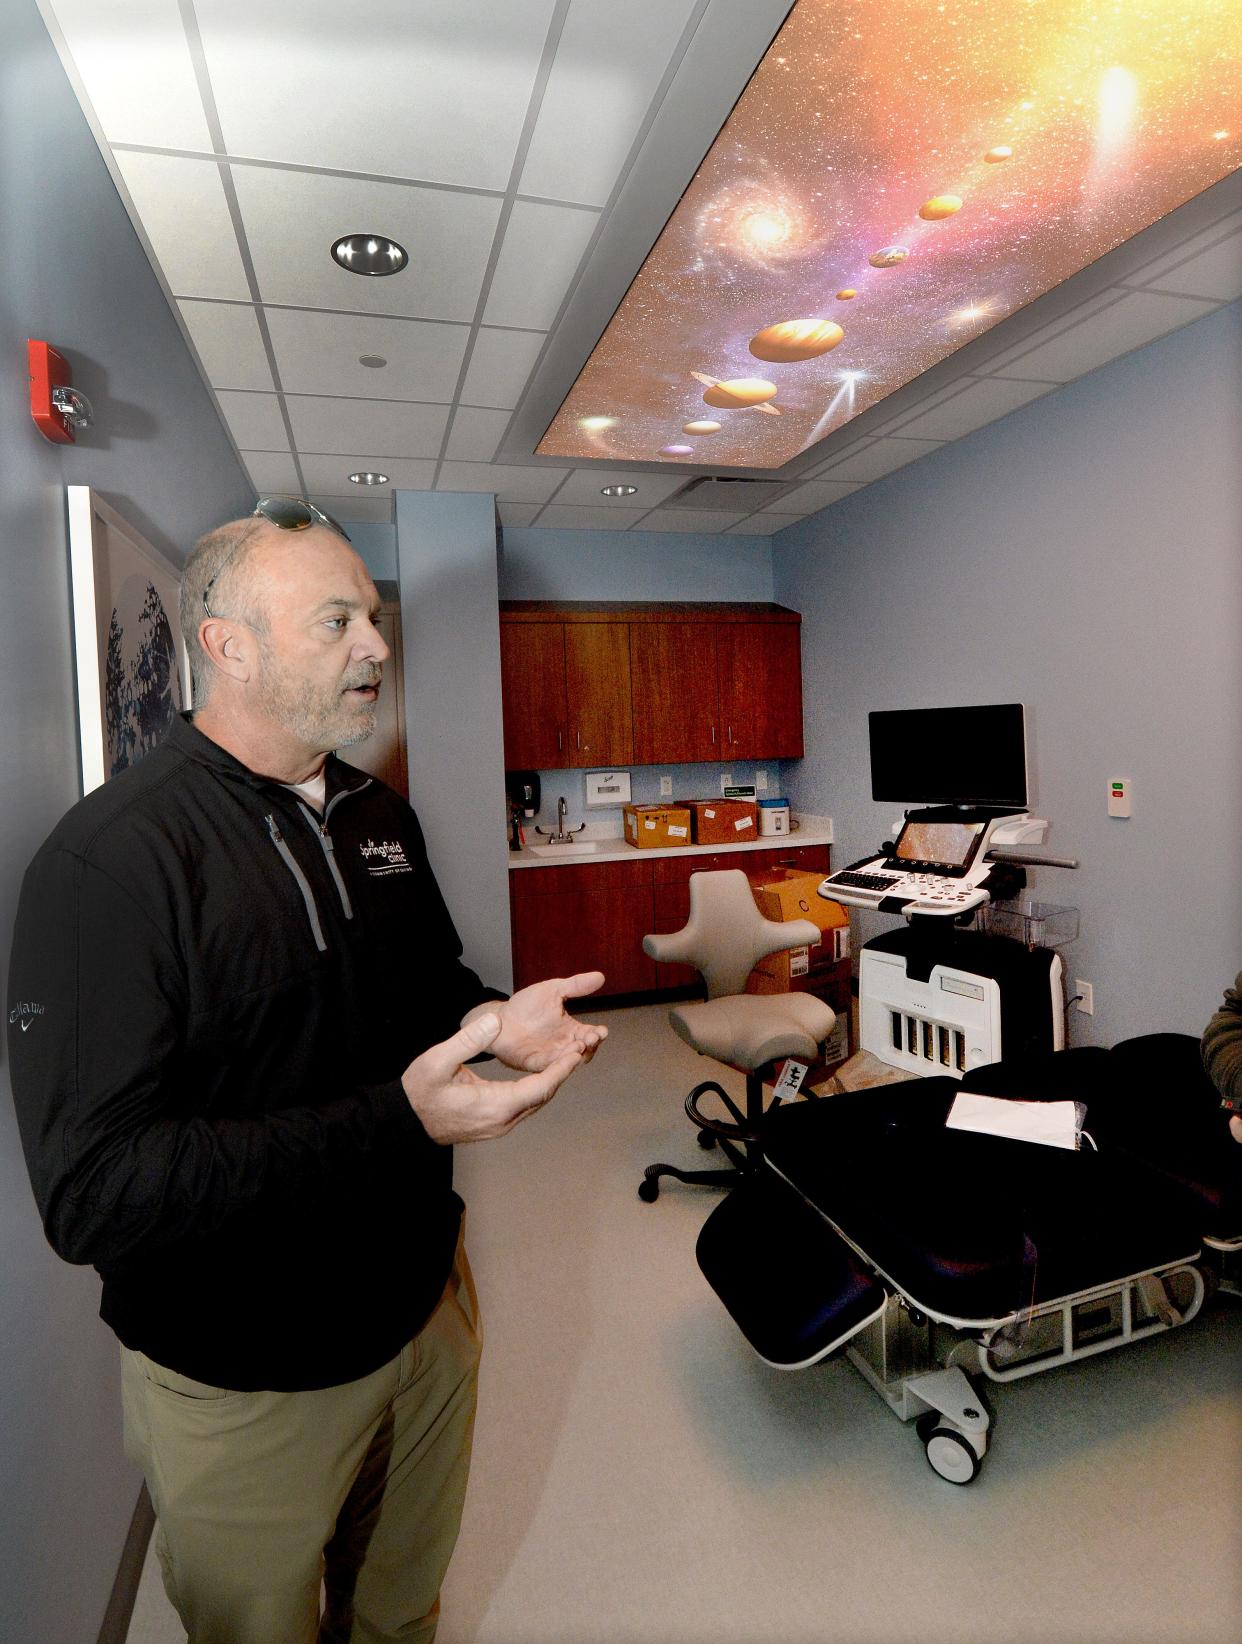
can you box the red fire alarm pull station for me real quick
[28,339,94,443]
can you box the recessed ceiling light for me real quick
[600,484,638,497]
[349,471,389,485]
[332,234,409,276]
[358,354,388,369]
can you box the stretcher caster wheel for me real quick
[923,1426,980,1485]
[638,1174,660,1203]
[697,1130,718,1150]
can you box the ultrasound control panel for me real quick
[819,810,1050,918]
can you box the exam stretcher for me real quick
[696,1033,1241,1483]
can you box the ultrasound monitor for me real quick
[891,816,987,877]
[869,703,1028,808]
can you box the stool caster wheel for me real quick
[638,1176,660,1203]
[697,1130,718,1150]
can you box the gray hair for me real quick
[179,518,269,704]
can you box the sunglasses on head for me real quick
[202,498,353,619]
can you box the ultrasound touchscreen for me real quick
[894,819,985,869]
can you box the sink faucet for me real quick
[534,795,586,844]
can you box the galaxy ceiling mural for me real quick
[538,0,1240,469]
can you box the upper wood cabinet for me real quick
[499,602,802,770]
[500,618,633,770]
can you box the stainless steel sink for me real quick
[527,838,623,858]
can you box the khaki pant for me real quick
[120,1244,482,1644]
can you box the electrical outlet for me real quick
[659,774,672,797]
[756,768,769,791]
[1075,980,1094,1015]
[721,772,734,792]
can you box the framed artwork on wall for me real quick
[67,486,190,795]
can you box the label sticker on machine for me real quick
[940,976,986,1000]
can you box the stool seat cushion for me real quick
[669,992,835,1072]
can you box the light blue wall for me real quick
[348,519,398,583]
[773,300,1242,1047]
[0,6,251,1637]
[395,491,512,991]
[499,525,774,602]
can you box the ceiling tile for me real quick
[298,456,436,494]
[241,451,301,493]
[775,479,863,514]
[230,165,502,322]
[638,508,746,534]
[990,290,1220,383]
[552,468,687,507]
[811,437,944,482]
[800,436,877,473]
[113,152,250,301]
[286,397,450,458]
[1128,210,1242,287]
[437,462,567,504]
[535,504,647,529]
[263,309,468,400]
[482,201,600,329]
[496,502,541,528]
[892,378,1055,440]
[1138,229,1242,302]
[215,390,289,451]
[518,0,699,207]
[178,300,275,390]
[444,406,513,461]
[196,0,557,189]
[966,290,1127,377]
[47,0,213,149]
[460,328,547,409]
[310,493,394,525]
[724,513,804,535]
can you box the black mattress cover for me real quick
[760,1077,1203,1323]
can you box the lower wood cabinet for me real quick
[509,843,832,996]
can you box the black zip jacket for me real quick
[8,715,503,1390]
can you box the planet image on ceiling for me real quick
[748,319,844,362]
[691,373,782,415]
[682,420,723,435]
[662,443,694,455]
[836,288,857,299]
[918,194,963,220]
[868,245,909,267]
[984,145,1013,162]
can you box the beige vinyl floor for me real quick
[127,1001,1242,1644]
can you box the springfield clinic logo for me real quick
[359,838,412,877]
[9,1001,46,1033]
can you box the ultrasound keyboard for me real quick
[819,863,989,917]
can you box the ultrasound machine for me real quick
[818,703,1079,1073]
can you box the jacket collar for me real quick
[170,713,372,801]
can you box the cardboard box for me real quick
[623,804,692,849]
[683,797,759,846]
[746,869,851,987]
[757,961,855,1086]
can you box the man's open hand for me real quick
[462,972,608,1074]
[401,1013,584,1144]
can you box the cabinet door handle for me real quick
[556,729,563,751]
[710,724,716,744]
[727,725,733,745]
[576,730,581,750]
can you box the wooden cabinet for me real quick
[509,842,831,998]
[509,859,656,994]
[499,602,802,770]
[629,621,718,764]
[717,621,804,760]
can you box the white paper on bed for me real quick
[945,1091,1084,1151]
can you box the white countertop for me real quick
[508,814,833,868]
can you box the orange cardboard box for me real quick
[682,797,759,846]
[623,804,692,849]
[746,869,850,986]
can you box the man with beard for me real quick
[8,499,606,1644]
